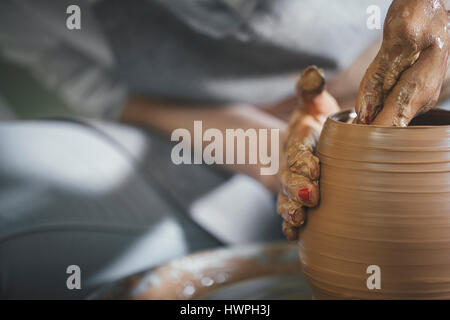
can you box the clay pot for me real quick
[299,109,450,299]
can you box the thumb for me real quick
[296,65,340,116]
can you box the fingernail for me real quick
[298,187,310,202]
[364,104,373,124]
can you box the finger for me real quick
[382,46,420,94]
[282,220,299,241]
[280,170,319,207]
[372,45,448,126]
[380,0,428,94]
[296,66,340,115]
[277,193,307,227]
[355,52,387,124]
[297,65,325,100]
[286,141,320,181]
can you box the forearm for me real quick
[120,96,287,191]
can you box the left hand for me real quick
[277,66,340,240]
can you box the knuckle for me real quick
[277,191,307,227]
[287,147,320,180]
[385,20,417,43]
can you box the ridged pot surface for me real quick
[299,109,450,299]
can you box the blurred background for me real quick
[1,0,449,300]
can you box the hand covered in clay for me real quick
[277,66,340,240]
[356,0,449,126]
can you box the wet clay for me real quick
[299,109,450,299]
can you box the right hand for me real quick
[277,66,340,240]
[355,0,449,126]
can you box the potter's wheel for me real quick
[89,242,312,300]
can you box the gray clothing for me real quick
[0,0,390,118]
[0,0,392,298]
[0,119,284,299]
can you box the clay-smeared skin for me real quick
[277,66,339,240]
[288,0,450,298]
[299,109,450,299]
[356,0,449,126]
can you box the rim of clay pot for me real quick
[328,108,450,129]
